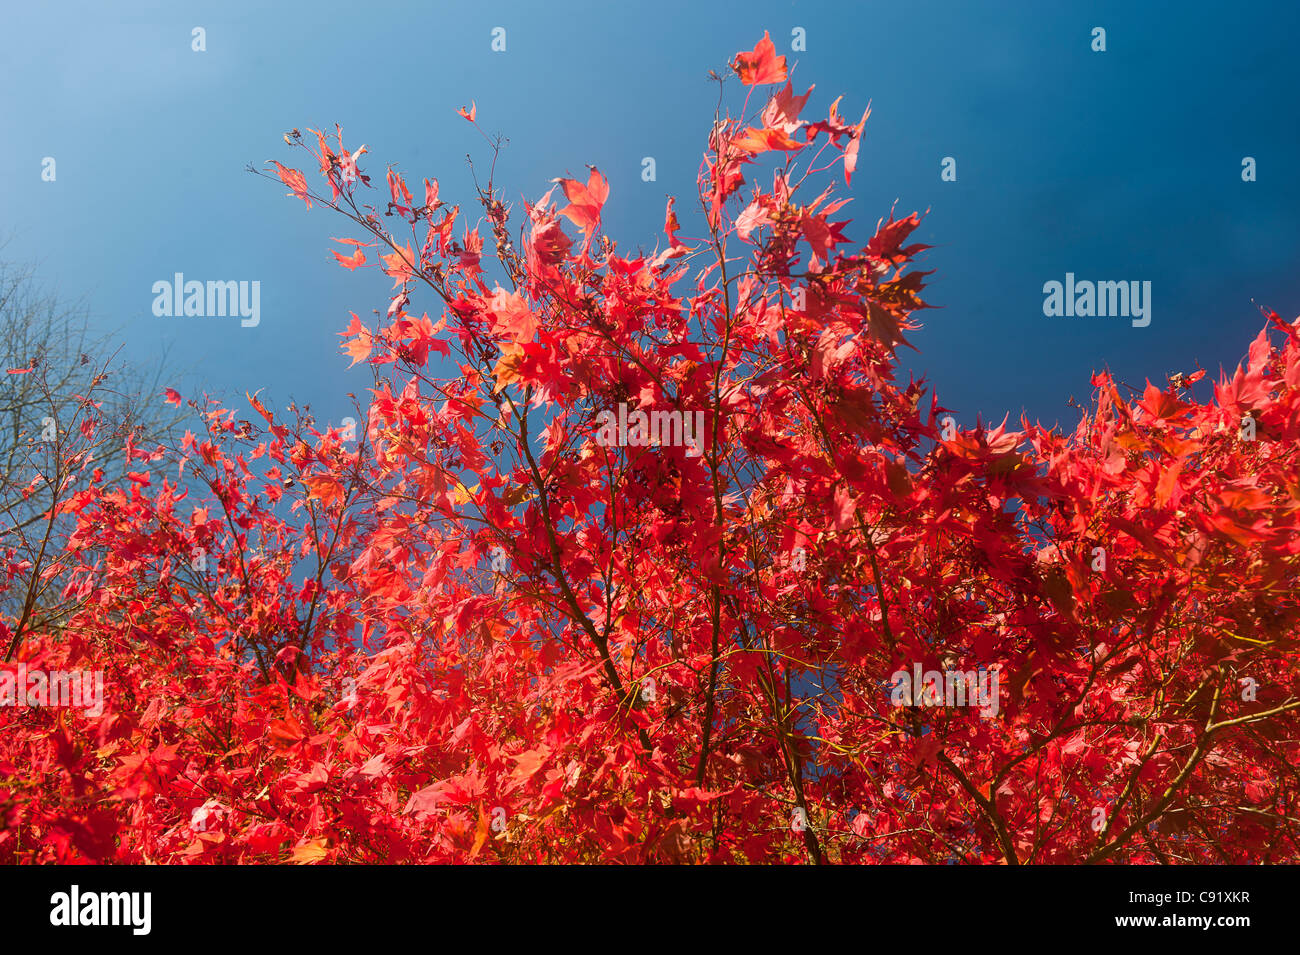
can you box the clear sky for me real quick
[2,0,1298,435]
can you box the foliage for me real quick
[3,35,1298,864]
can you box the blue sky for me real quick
[2,0,1298,434]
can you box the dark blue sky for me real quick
[3,0,1298,434]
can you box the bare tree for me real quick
[0,259,190,653]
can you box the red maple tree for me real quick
[3,34,1298,864]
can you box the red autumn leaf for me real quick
[553,166,609,234]
[843,105,871,185]
[268,160,311,207]
[247,389,274,424]
[380,242,417,286]
[302,474,344,507]
[763,82,814,133]
[268,716,308,749]
[664,196,681,243]
[504,749,548,792]
[388,168,413,208]
[732,32,787,86]
[6,37,1298,875]
[331,248,365,270]
[736,199,772,240]
[340,312,372,367]
[732,125,805,155]
[290,839,329,864]
[330,238,369,270]
[488,287,537,345]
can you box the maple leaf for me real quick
[302,474,344,507]
[732,126,804,155]
[863,301,909,354]
[387,168,413,209]
[508,749,548,790]
[331,248,365,270]
[488,287,537,345]
[268,716,308,750]
[290,839,330,864]
[843,105,871,185]
[664,195,682,244]
[470,807,491,860]
[736,199,772,240]
[247,389,274,424]
[268,160,311,207]
[554,166,609,234]
[380,242,417,287]
[830,485,857,530]
[732,32,787,86]
[867,209,930,266]
[340,312,372,367]
[1154,453,1187,508]
[330,237,370,271]
[763,82,814,134]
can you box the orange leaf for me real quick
[732,32,787,86]
[302,474,345,507]
[247,389,274,425]
[340,312,372,368]
[503,749,548,793]
[554,167,609,234]
[470,807,490,860]
[664,196,681,243]
[331,238,367,270]
[380,243,417,287]
[290,839,329,864]
[268,160,311,208]
[732,126,803,155]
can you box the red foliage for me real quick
[3,41,1299,864]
